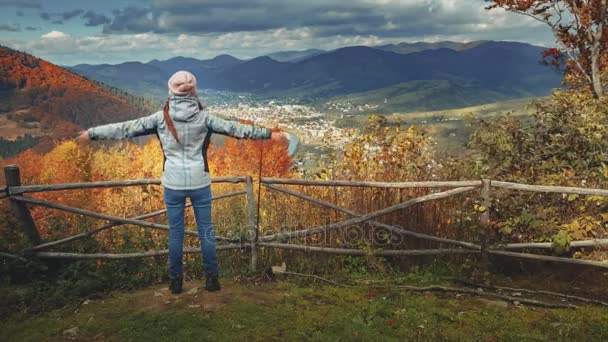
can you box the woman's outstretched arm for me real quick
[204,113,272,139]
[85,112,161,140]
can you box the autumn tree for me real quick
[488,0,607,98]
[208,136,292,178]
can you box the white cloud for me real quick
[333,35,384,47]
[41,30,69,39]
[1,0,556,65]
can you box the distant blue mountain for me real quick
[207,56,290,90]
[70,54,243,98]
[68,41,561,103]
[205,41,560,98]
[265,49,326,62]
[374,41,487,54]
[71,61,167,82]
[70,61,169,98]
[148,54,242,75]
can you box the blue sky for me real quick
[0,0,555,65]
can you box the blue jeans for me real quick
[164,186,218,278]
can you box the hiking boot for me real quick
[169,275,183,294]
[204,272,221,292]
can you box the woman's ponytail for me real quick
[163,100,181,144]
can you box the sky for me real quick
[0,0,555,66]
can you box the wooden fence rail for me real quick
[8,177,247,195]
[257,242,479,256]
[491,181,608,196]
[259,186,477,242]
[23,190,247,253]
[493,239,608,250]
[2,165,608,273]
[261,178,482,188]
[33,244,250,259]
[261,183,481,250]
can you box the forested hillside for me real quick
[0,45,143,132]
[0,46,160,157]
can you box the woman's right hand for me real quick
[76,130,90,143]
[270,131,290,141]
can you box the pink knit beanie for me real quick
[168,70,197,96]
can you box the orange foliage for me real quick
[208,137,292,178]
[3,149,44,183]
[1,135,292,241]
[0,46,144,131]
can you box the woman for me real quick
[77,70,286,294]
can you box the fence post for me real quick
[4,165,41,245]
[245,176,258,272]
[479,179,491,272]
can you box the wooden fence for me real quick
[2,164,608,272]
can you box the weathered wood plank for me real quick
[263,183,480,250]
[493,239,608,250]
[9,177,247,195]
[262,178,482,189]
[259,242,479,256]
[34,243,249,259]
[24,190,246,252]
[263,183,359,215]
[13,195,178,231]
[13,195,236,243]
[373,222,481,250]
[489,250,608,269]
[388,285,576,309]
[246,176,258,272]
[4,165,41,245]
[455,279,608,307]
[491,181,608,196]
[0,252,28,262]
[479,179,491,270]
[260,186,476,242]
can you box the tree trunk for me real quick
[591,0,607,99]
[590,36,603,98]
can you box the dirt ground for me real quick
[123,280,286,313]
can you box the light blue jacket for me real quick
[88,95,271,190]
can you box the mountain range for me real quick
[0,41,562,159]
[68,40,562,105]
[261,41,488,61]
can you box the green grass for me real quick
[333,96,543,155]
[2,279,607,342]
[330,80,536,114]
